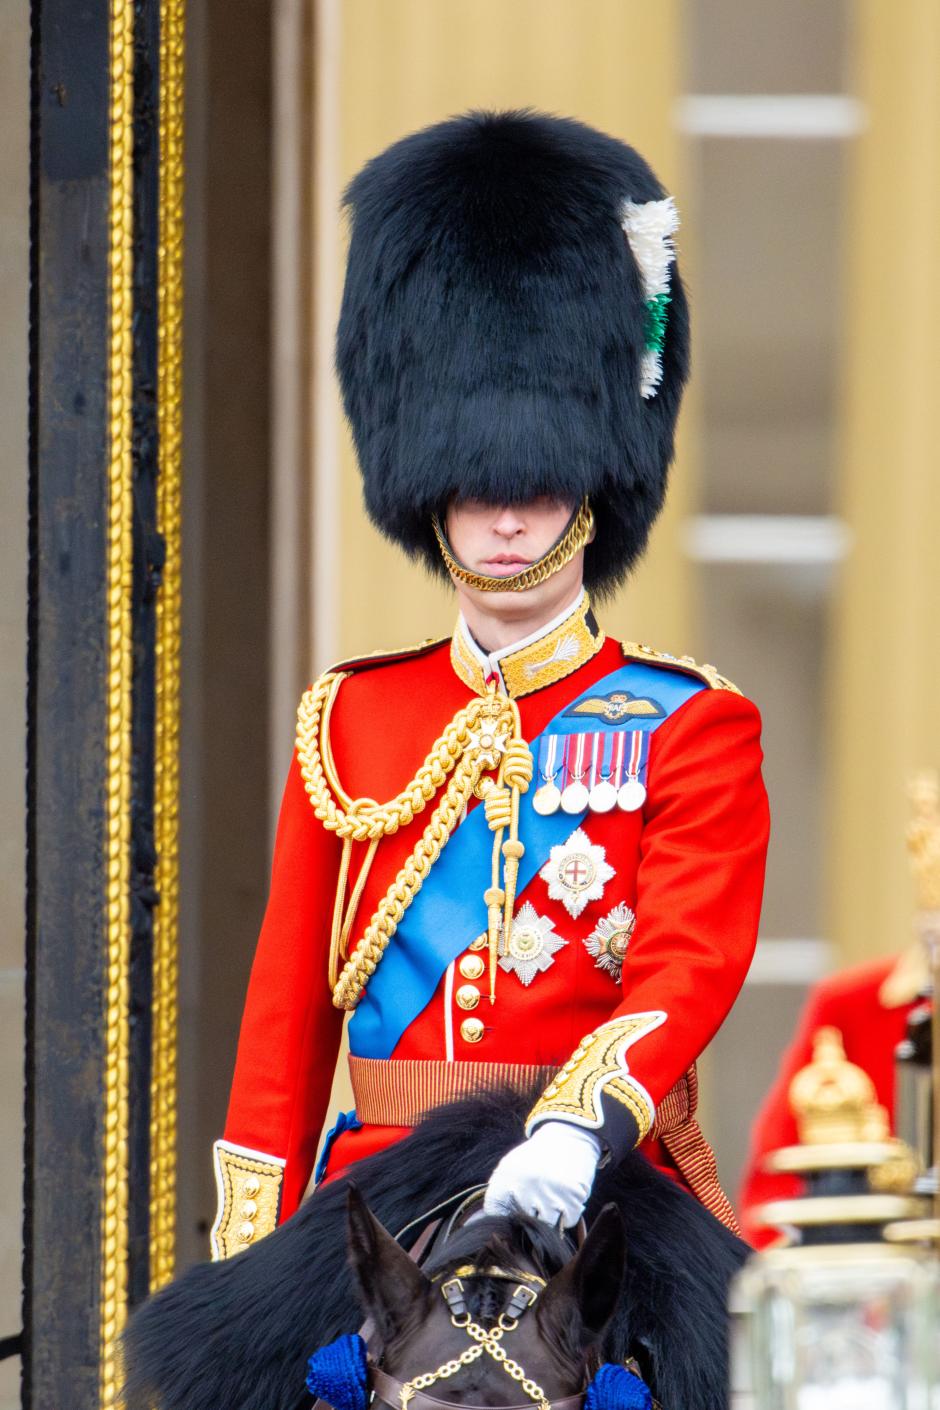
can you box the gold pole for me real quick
[905,772,940,1227]
[100,0,135,1399]
[150,0,186,1293]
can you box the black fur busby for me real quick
[336,108,690,596]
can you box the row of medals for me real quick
[532,768,646,817]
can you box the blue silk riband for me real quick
[348,661,703,1060]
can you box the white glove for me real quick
[483,1120,603,1229]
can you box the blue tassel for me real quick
[585,1362,652,1410]
[305,1332,369,1410]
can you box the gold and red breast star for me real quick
[583,902,636,983]
[539,826,616,919]
[497,901,568,987]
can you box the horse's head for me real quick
[344,1186,627,1410]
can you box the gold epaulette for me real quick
[327,635,448,677]
[621,641,742,695]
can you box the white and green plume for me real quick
[620,195,680,399]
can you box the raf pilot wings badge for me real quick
[564,690,665,725]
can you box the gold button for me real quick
[468,933,487,952]
[459,953,485,980]
[237,1221,256,1242]
[460,1016,485,1044]
[243,1175,261,1198]
[241,1199,258,1219]
[456,984,480,1011]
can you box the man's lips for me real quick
[480,555,532,576]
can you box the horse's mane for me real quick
[425,1211,571,1281]
[124,1084,745,1410]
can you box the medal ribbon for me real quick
[565,733,587,786]
[537,734,563,786]
[626,730,651,786]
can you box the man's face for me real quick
[444,496,587,626]
[445,496,575,576]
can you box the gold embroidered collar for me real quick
[451,591,605,699]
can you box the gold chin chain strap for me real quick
[296,674,533,1010]
[398,1275,550,1410]
[432,498,594,594]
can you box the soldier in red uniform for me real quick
[210,110,770,1259]
[737,944,925,1248]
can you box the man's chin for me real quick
[460,578,554,614]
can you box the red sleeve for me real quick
[616,688,770,1106]
[736,981,836,1247]
[223,749,345,1220]
[529,688,770,1160]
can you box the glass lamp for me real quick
[730,1026,937,1410]
[732,770,940,1410]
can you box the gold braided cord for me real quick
[100,0,135,1399]
[150,0,185,1294]
[296,674,531,1009]
[432,498,594,593]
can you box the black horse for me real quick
[125,1086,747,1410]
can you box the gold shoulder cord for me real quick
[296,674,533,1009]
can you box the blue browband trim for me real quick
[348,660,704,1060]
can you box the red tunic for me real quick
[737,953,922,1248]
[218,616,769,1243]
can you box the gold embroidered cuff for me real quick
[525,1011,666,1152]
[210,1140,285,1260]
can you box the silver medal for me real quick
[617,778,647,812]
[588,780,618,813]
[561,781,590,814]
[532,782,562,816]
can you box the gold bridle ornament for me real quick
[432,498,595,593]
[296,673,534,1010]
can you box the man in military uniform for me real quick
[210,110,770,1259]
[738,947,926,1248]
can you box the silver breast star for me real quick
[583,903,635,983]
[498,901,568,986]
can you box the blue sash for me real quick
[348,659,704,1059]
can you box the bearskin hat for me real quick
[336,109,689,595]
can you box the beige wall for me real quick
[313,0,693,673]
[828,0,940,965]
[0,0,26,1401]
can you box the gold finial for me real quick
[789,1026,890,1145]
[906,769,940,913]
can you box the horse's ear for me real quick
[345,1185,432,1342]
[537,1205,626,1356]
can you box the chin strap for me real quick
[432,499,594,594]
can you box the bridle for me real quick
[309,1193,654,1410]
[369,1263,588,1410]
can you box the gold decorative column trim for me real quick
[150,0,186,1295]
[100,0,135,1399]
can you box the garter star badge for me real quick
[539,827,615,919]
[583,902,635,983]
[498,901,568,986]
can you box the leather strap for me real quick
[370,1366,586,1410]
